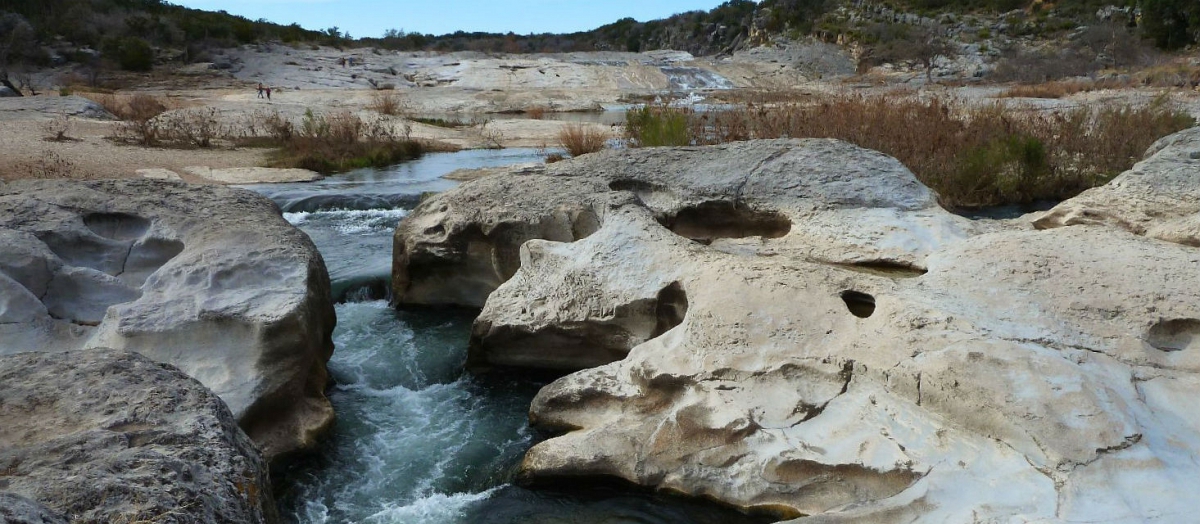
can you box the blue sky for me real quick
[171,0,736,39]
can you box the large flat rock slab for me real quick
[0,350,277,523]
[0,179,336,460]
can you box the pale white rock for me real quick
[394,132,1200,521]
[136,167,183,180]
[441,162,542,182]
[184,165,323,184]
[0,179,336,460]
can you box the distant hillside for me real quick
[362,0,1198,55]
[0,0,329,89]
[1,0,1197,90]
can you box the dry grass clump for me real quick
[41,113,74,142]
[525,106,547,119]
[244,108,453,173]
[626,95,1194,208]
[79,92,173,122]
[1134,63,1200,89]
[368,90,404,116]
[4,149,82,181]
[557,123,608,157]
[999,80,1105,99]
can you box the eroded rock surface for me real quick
[393,131,1200,521]
[0,179,335,460]
[0,350,278,523]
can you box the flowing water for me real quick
[247,150,773,524]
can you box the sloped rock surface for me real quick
[0,179,335,460]
[0,350,277,523]
[393,131,1200,521]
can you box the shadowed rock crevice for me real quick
[393,203,603,308]
[469,281,689,373]
[833,259,929,278]
[652,282,688,338]
[760,459,922,514]
[1147,318,1200,352]
[657,201,792,244]
[82,212,151,241]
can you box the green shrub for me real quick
[625,105,691,147]
[109,37,154,71]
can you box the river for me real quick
[246,149,773,524]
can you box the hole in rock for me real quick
[1147,318,1200,352]
[652,282,689,338]
[609,179,668,194]
[83,212,151,241]
[657,201,791,243]
[840,291,876,318]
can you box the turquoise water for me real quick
[250,151,773,524]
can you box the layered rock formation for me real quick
[0,179,335,460]
[393,134,1200,521]
[0,350,277,523]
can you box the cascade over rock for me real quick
[0,179,336,460]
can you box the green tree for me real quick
[1141,0,1198,49]
[111,37,154,71]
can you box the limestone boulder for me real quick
[396,132,1200,520]
[516,224,1198,521]
[1034,126,1200,246]
[0,179,336,460]
[398,139,973,372]
[0,350,278,523]
[392,171,609,307]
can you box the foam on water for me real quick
[284,209,409,234]
[275,300,536,524]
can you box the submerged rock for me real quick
[0,179,336,460]
[393,130,1200,520]
[0,350,278,523]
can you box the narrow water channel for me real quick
[246,150,773,524]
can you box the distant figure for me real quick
[338,57,346,67]
[256,82,264,98]
[265,86,272,100]
[347,57,354,67]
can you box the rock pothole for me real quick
[657,201,792,244]
[840,291,876,318]
[33,213,183,326]
[82,212,151,241]
[1147,318,1200,352]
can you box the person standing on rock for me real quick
[256,83,264,98]
[265,85,272,100]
